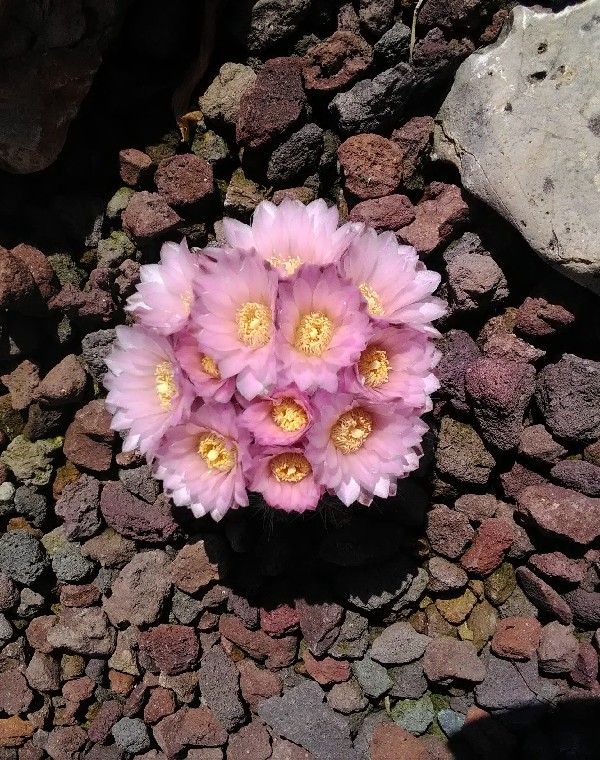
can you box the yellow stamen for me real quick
[236,302,273,348]
[198,432,236,472]
[294,312,333,356]
[358,346,391,387]
[155,361,176,409]
[201,354,221,379]
[181,291,192,314]
[359,283,385,316]
[268,255,303,275]
[269,452,312,483]
[330,408,373,454]
[271,397,308,432]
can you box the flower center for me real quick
[269,452,312,483]
[201,354,221,379]
[358,346,391,387]
[268,255,303,275]
[198,432,236,472]
[271,397,308,432]
[155,361,176,409]
[294,312,333,356]
[330,408,373,454]
[359,283,385,316]
[236,302,272,348]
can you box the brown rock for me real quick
[426,504,474,560]
[391,116,435,192]
[103,550,172,627]
[517,484,600,545]
[100,484,178,544]
[338,133,403,199]
[219,615,297,669]
[87,700,123,743]
[537,621,579,674]
[63,400,115,472]
[0,248,37,312]
[122,191,182,241]
[10,244,58,301]
[398,182,469,256]
[528,552,587,585]
[371,723,428,760]
[81,528,136,567]
[571,641,598,687]
[303,31,372,93]
[427,556,468,593]
[0,666,33,714]
[516,567,573,624]
[155,154,214,206]
[302,651,351,686]
[144,687,176,725]
[0,717,34,747]
[138,625,200,676]
[119,149,153,186]
[226,720,272,760]
[153,707,227,758]
[46,607,116,656]
[25,615,57,653]
[237,658,283,709]
[260,604,300,637]
[36,355,87,406]
[0,361,40,410]
[491,616,542,660]
[237,57,306,149]
[59,583,101,607]
[170,537,229,594]
[296,598,343,657]
[500,461,548,500]
[348,195,415,231]
[460,518,515,577]
[423,637,486,684]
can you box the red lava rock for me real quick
[397,182,469,256]
[303,650,351,685]
[100,483,178,543]
[62,676,94,704]
[24,651,60,692]
[528,552,587,585]
[584,439,600,466]
[491,616,542,660]
[36,355,87,407]
[391,116,435,192]
[138,625,200,676]
[348,194,415,231]
[436,329,482,413]
[219,615,297,670]
[25,615,58,653]
[155,154,214,207]
[371,723,428,760]
[63,400,115,473]
[515,567,573,625]
[49,276,115,326]
[427,556,468,593]
[122,191,181,241]
[0,666,33,714]
[237,658,283,709]
[570,641,599,687]
[0,716,34,747]
[60,583,101,608]
[515,296,575,337]
[303,31,372,92]
[518,424,567,467]
[55,474,101,541]
[480,9,510,44]
[550,460,600,497]
[144,687,176,724]
[537,621,579,675]
[338,133,403,199]
[500,461,548,501]
[119,148,153,186]
[423,637,486,685]
[226,720,272,760]
[413,27,475,87]
[563,587,600,627]
[170,537,229,594]
[296,598,344,657]
[427,504,474,560]
[45,725,86,760]
[1,360,40,410]
[87,700,123,743]
[10,243,58,301]
[153,706,227,758]
[454,493,499,521]
[260,604,300,637]
[460,518,515,577]
[237,57,306,149]
[0,247,37,312]
[517,484,600,545]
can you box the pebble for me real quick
[518,424,567,467]
[235,0,310,52]
[152,707,228,757]
[349,194,415,232]
[352,654,392,699]
[199,63,257,127]
[370,621,430,666]
[373,21,411,67]
[121,192,181,241]
[237,658,282,709]
[426,504,474,560]
[155,154,214,207]
[303,31,372,93]
[104,550,172,627]
[550,459,600,497]
[296,598,343,657]
[138,624,199,677]
[527,552,586,585]
[267,123,324,186]
[515,567,573,624]
[537,621,579,675]
[0,435,61,487]
[563,587,600,627]
[226,720,271,760]
[370,723,428,760]
[517,484,600,545]
[13,486,47,527]
[436,330,482,413]
[435,417,495,486]
[112,717,151,754]
[100,483,178,543]
[428,556,468,593]
[119,149,153,186]
[490,616,541,660]
[80,329,116,384]
[484,563,517,606]
[170,536,229,594]
[47,606,115,656]
[54,474,100,540]
[0,530,49,585]
[338,133,403,199]
[460,518,515,577]
[423,637,486,684]
[36,355,87,407]
[196,644,245,732]
[391,693,434,736]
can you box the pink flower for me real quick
[246,445,323,513]
[154,403,251,521]
[343,325,441,411]
[304,392,428,507]
[126,239,200,335]
[104,325,194,457]
[175,330,235,403]
[339,229,446,332]
[191,249,278,400]
[223,198,359,277]
[239,386,312,445]
[277,264,372,393]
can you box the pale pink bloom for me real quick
[239,386,312,445]
[191,249,278,400]
[246,445,323,513]
[104,325,194,457]
[343,325,441,411]
[277,264,372,394]
[126,239,200,335]
[223,198,359,277]
[339,229,446,333]
[154,403,251,521]
[304,391,428,507]
[175,330,235,403]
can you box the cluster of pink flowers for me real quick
[104,199,444,520]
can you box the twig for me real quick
[409,0,426,65]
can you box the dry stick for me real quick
[409,0,426,65]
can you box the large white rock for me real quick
[435,0,600,294]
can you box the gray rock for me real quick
[0,482,15,517]
[352,654,393,699]
[389,659,428,699]
[330,63,417,135]
[118,465,160,504]
[267,123,324,185]
[111,717,151,754]
[55,475,101,540]
[373,22,411,66]
[437,708,465,738]
[42,529,95,583]
[258,680,358,760]
[370,622,431,665]
[475,653,559,711]
[234,0,311,52]
[329,610,369,660]
[97,231,136,269]
[428,556,468,593]
[359,0,394,37]
[0,529,49,584]
[391,693,434,736]
[18,588,45,617]
[47,607,116,656]
[197,645,245,732]
[199,63,257,126]
[435,1,600,294]
[81,329,116,384]
[13,486,47,527]
[0,613,13,646]
[171,590,204,625]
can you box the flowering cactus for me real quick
[104,199,444,520]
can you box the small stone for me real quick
[491,616,541,661]
[563,587,600,627]
[498,586,538,621]
[388,659,427,700]
[138,625,199,676]
[537,621,579,674]
[80,329,116,384]
[516,484,600,545]
[436,330,482,413]
[122,192,181,241]
[303,650,351,686]
[446,246,508,316]
[81,528,135,567]
[36,355,86,407]
[17,587,44,617]
[0,530,48,585]
[370,723,427,760]
[234,0,310,52]
[296,598,343,657]
[528,552,586,585]
[0,666,33,714]
[43,528,95,583]
[454,493,499,522]
[224,169,269,220]
[338,133,403,199]
[155,154,213,207]
[237,659,282,710]
[152,707,227,757]
[359,0,394,37]
[460,518,515,577]
[351,654,392,699]
[327,678,368,714]
[437,709,465,739]
[118,464,160,504]
[119,149,153,186]
[428,557,468,593]
[199,63,257,126]
[427,504,474,560]
[349,194,415,232]
[500,461,548,501]
[103,550,172,627]
[63,400,115,473]
[518,424,567,467]
[226,720,271,760]
[87,700,124,743]
[484,563,517,607]
[0,248,37,313]
[435,417,495,486]
[373,21,411,68]
[390,116,435,193]
[423,637,485,684]
[303,31,372,93]
[391,693,434,736]
[516,296,576,338]
[1,361,39,410]
[516,567,573,624]
[25,651,60,692]
[54,474,100,541]
[370,622,430,666]
[12,486,47,527]
[435,589,477,625]
[46,607,115,656]
[111,717,151,754]
[219,615,297,670]
[197,645,246,732]
[267,123,324,185]
[59,582,100,608]
[0,716,33,748]
[550,459,600,497]
[100,483,178,543]
[570,641,598,688]
[170,536,229,594]
[1,436,60,487]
